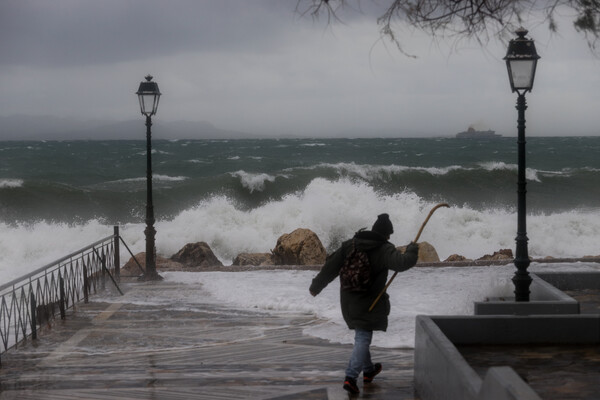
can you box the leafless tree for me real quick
[297,0,600,55]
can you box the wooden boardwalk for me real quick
[0,281,419,399]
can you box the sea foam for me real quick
[230,170,279,193]
[140,261,600,349]
[1,178,600,286]
[135,178,600,264]
[0,179,24,189]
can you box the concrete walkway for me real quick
[0,281,420,399]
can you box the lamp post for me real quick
[136,75,162,281]
[504,28,540,301]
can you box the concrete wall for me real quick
[479,367,541,400]
[415,271,600,399]
[414,315,600,400]
[414,315,480,400]
[432,315,600,344]
[474,274,579,315]
[535,271,600,291]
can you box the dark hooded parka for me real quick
[310,230,418,332]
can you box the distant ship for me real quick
[456,127,501,139]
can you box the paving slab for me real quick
[459,344,600,400]
[458,288,600,400]
[565,289,600,314]
[0,281,420,399]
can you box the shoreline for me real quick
[148,256,600,273]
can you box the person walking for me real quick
[309,213,419,395]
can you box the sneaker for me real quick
[343,376,360,394]
[363,363,382,383]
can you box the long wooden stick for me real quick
[368,203,449,312]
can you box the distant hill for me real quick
[82,120,252,140]
[0,115,253,140]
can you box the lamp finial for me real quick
[515,27,528,38]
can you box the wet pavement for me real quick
[459,288,600,400]
[460,344,600,400]
[566,289,600,314]
[3,280,599,399]
[0,281,420,399]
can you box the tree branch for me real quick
[296,0,600,55]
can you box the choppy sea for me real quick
[1,137,599,284]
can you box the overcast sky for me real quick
[1,0,599,138]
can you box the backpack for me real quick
[339,239,371,292]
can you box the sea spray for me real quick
[229,170,279,193]
[2,179,600,284]
[1,137,599,285]
[0,179,24,189]
[137,263,600,349]
[0,219,113,283]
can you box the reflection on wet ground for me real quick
[0,281,419,400]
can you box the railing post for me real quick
[0,231,135,366]
[114,226,120,281]
[83,265,89,304]
[59,273,66,320]
[30,292,37,340]
[100,254,106,290]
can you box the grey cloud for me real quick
[0,1,598,138]
[0,0,299,67]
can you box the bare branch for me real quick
[296,0,600,55]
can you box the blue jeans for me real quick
[345,328,374,379]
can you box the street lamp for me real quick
[504,28,540,301]
[136,75,162,281]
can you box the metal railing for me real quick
[0,226,127,367]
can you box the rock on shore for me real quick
[171,242,223,268]
[398,241,440,263]
[121,253,184,276]
[121,242,224,276]
[477,249,513,261]
[119,229,594,273]
[271,228,327,265]
[232,253,275,266]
